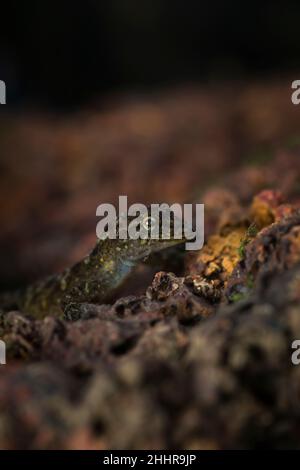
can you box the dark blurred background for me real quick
[1,0,300,109]
[1,0,300,291]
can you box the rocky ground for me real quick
[1,81,300,449]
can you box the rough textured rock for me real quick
[1,262,300,449]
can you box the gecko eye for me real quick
[142,216,156,231]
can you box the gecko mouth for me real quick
[130,237,187,263]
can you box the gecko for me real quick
[0,211,186,318]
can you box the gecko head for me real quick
[116,207,188,264]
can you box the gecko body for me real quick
[2,212,185,318]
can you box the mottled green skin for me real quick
[11,223,184,318]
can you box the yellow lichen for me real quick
[197,226,247,282]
